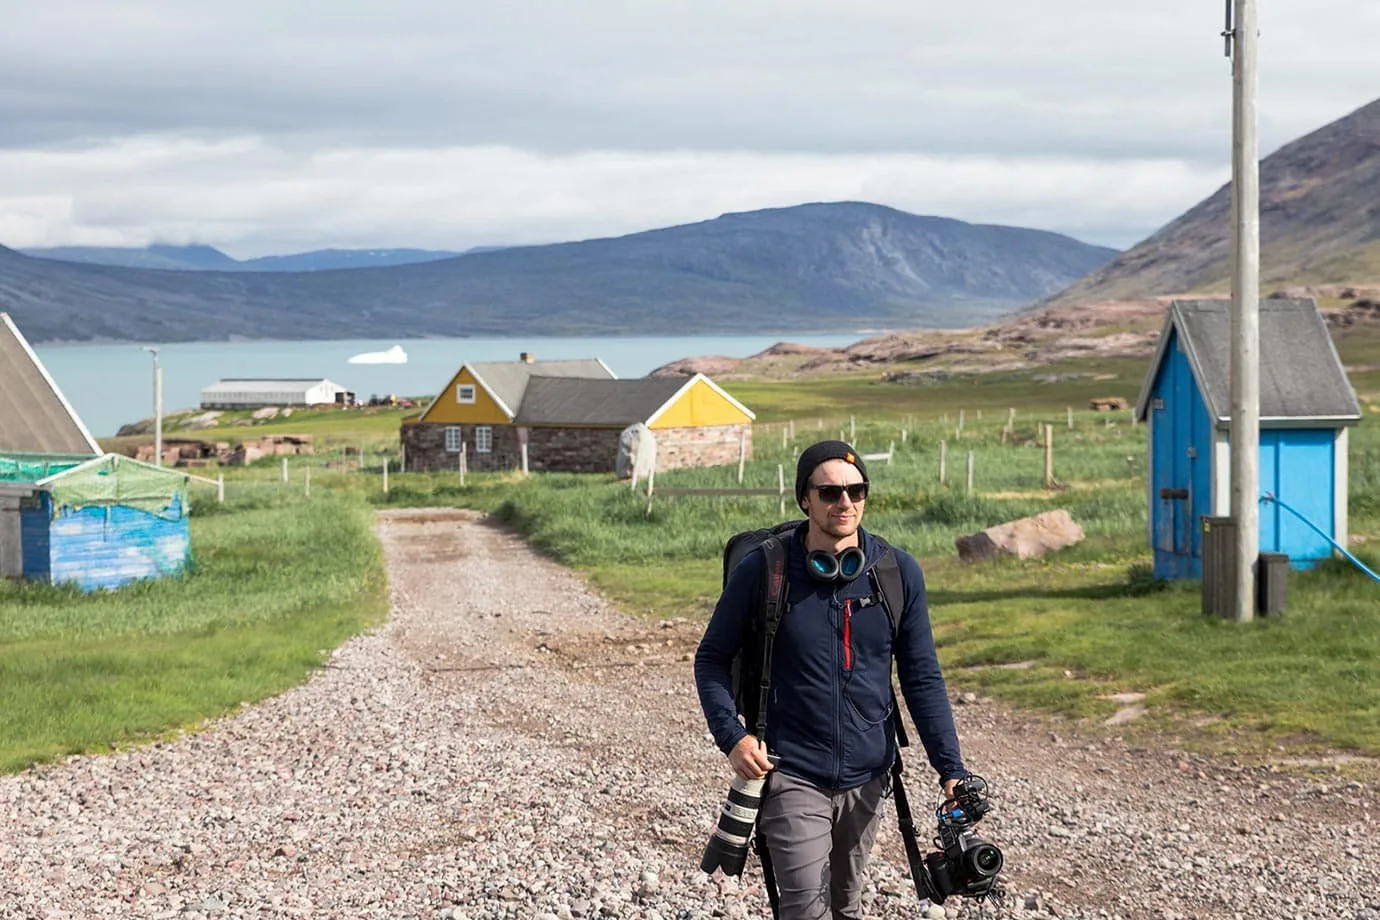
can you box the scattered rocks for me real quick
[0,508,1376,920]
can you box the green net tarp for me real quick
[39,454,188,516]
[0,452,92,483]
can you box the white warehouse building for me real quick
[200,378,355,410]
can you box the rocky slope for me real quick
[652,289,1380,381]
[1050,97,1380,305]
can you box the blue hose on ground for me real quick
[1260,493,1380,583]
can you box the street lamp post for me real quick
[142,346,163,466]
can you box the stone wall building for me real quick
[400,354,754,474]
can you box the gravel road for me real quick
[2,508,1377,920]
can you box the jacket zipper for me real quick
[842,598,853,671]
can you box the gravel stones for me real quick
[1,508,1377,919]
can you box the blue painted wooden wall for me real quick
[22,493,189,592]
[1259,428,1335,566]
[1149,331,1213,581]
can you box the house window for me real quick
[444,426,462,453]
[456,384,476,404]
[475,426,493,454]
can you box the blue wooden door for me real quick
[1150,336,1197,579]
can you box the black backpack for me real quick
[723,520,906,740]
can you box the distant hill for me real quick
[0,202,1117,344]
[22,244,464,272]
[1050,97,1380,305]
[22,243,241,271]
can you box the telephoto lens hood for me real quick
[700,772,768,876]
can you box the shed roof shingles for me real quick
[1173,299,1361,423]
[0,314,99,455]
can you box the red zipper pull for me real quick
[843,598,853,671]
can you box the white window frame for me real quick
[456,384,476,404]
[444,426,462,453]
[475,426,493,454]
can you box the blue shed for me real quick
[21,454,191,591]
[0,311,192,591]
[1134,299,1361,580]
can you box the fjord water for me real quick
[34,334,866,438]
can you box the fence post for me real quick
[966,451,975,496]
[901,428,907,445]
[849,416,856,442]
[778,464,785,516]
[789,419,795,440]
[645,468,656,517]
[1067,407,1073,430]
[957,409,965,437]
[304,463,311,498]
[383,457,390,494]
[282,457,289,483]
[461,443,467,485]
[1044,424,1054,488]
[217,474,224,504]
[939,440,947,485]
[738,433,747,484]
[1006,407,1016,436]
[521,442,529,476]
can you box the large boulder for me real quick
[956,509,1085,562]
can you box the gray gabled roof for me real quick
[468,359,615,418]
[0,313,101,456]
[513,376,691,426]
[1134,298,1361,427]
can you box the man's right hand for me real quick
[728,736,775,781]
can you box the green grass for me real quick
[356,393,1380,759]
[0,495,387,773]
[28,328,1380,772]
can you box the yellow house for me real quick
[400,354,755,473]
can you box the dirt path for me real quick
[0,508,1376,920]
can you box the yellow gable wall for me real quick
[419,367,512,424]
[649,378,752,429]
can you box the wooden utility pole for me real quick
[1228,0,1260,621]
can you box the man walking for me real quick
[695,440,970,919]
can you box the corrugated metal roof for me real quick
[0,313,101,456]
[514,376,689,426]
[1135,299,1361,425]
[201,378,346,395]
[468,359,614,417]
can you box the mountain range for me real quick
[1052,97,1380,304]
[0,203,1116,344]
[20,244,470,272]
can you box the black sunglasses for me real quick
[809,482,869,503]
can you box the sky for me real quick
[0,1,1376,259]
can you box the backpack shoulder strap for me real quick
[867,538,911,749]
[868,537,905,640]
[752,534,790,740]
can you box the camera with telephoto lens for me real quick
[914,775,1004,904]
[700,755,779,876]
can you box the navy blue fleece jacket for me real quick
[694,524,966,790]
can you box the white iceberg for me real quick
[347,344,408,365]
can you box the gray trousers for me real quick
[757,771,888,920]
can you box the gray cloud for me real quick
[0,1,1374,255]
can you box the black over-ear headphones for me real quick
[806,546,866,583]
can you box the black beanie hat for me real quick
[795,440,869,506]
